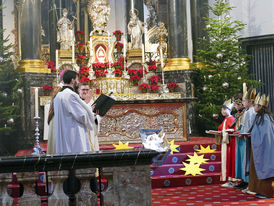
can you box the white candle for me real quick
[142,43,145,64]
[123,37,127,59]
[108,34,111,69]
[56,50,59,83]
[72,41,75,64]
[35,87,39,117]
[90,38,93,65]
[131,0,134,13]
[243,82,247,94]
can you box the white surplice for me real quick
[54,88,96,154]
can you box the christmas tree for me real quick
[194,0,257,134]
[0,21,22,155]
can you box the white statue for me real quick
[127,10,144,49]
[87,0,110,34]
[57,8,75,50]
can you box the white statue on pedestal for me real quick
[57,9,75,50]
[127,10,144,49]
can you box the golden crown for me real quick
[255,93,269,107]
[223,99,233,110]
[243,88,256,100]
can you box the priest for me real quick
[54,70,97,154]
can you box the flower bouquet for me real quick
[75,30,84,42]
[42,84,53,96]
[46,61,56,73]
[113,30,123,41]
[138,82,150,93]
[76,43,85,53]
[167,82,180,92]
[115,42,124,52]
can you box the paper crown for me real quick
[223,99,233,111]
[254,93,269,107]
[243,88,256,100]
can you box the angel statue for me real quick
[127,10,144,49]
[57,8,76,50]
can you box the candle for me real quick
[34,87,39,117]
[90,38,93,65]
[72,41,75,64]
[131,0,134,13]
[56,50,59,83]
[243,82,247,94]
[142,43,145,64]
[108,34,111,69]
[123,37,127,59]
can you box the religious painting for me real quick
[94,44,108,63]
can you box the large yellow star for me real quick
[180,162,205,176]
[195,145,216,153]
[185,152,209,165]
[168,140,180,154]
[113,141,134,150]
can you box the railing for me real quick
[0,149,159,206]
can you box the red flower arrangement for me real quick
[96,88,101,94]
[42,84,53,96]
[76,54,88,65]
[113,68,122,77]
[79,66,92,83]
[75,30,84,41]
[149,75,161,84]
[138,83,150,93]
[113,30,123,41]
[76,43,85,53]
[150,84,160,92]
[167,82,180,92]
[115,42,124,52]
[148,64,158,72]
[129,75,141,86]
[46,61,56,73]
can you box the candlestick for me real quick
[34,87,39,118]
[123,37,127,59]
[142,43,145,64]
[72,41,75,64]
[56,50,59,83]
[160,46,165,85]
[32,117,42,155]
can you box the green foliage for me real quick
[0,26,23,148]
[194,0,258,134]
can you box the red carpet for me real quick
[152,184,274,206]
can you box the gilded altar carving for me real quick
[98,103,187,143]
[87,0,110,34]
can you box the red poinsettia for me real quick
[46,61,56,73]
[149,75,161,84]
[150,84,160,92]
[113,30,123,36]
[138,83,150,90]
[42,84,53,92]
[167,82,180,89]
[148,64,158,72]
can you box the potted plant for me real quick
[138,83,150,93]
[113,68,122,77]
[167,82,180,92]
[75,30,84,42]
[42,84,53,96]
[150,84,160,93]
[113,30,123,41]
[115,42,124,52]
[46,61,56,73]
[76,43,85,53]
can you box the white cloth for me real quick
[54,88,96,154]
[242,106,256,133]
[87,99,102,151]
[221,119,227,181]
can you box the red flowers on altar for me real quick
[115,42,124,52]
[138,83,150,93]
[75,30,84,41]
[42,84,53,96]
[113,30,123,41]
[167,82,180,92]
[149,75,161,84]
[46,61,56,73]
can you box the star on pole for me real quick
[195,145,216,153]
[180,162,206,176]
[113,141,134,150]
[168,140,180,154]
[185,152,209,165]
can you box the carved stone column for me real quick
[48,170,69,206]
[17,172,41,206]
[164,0,192,70]
[17,0,50,73]
[0,173,13,206]
[75,168,97,206]
[102,165,152,206]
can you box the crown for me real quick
[223,99,233,111]
[243,88,256,100]
[255,93,269,107]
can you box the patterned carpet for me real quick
[152,184,274,206]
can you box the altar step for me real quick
[149,137,222,189]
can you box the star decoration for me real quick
[168,140,180,154]
[180,162,206,176]
[113,141,134,150]
[185,152,209,165]
[195,145,216,153]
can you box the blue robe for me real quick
[251,115,274,179]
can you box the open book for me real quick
[92,94,116,116]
